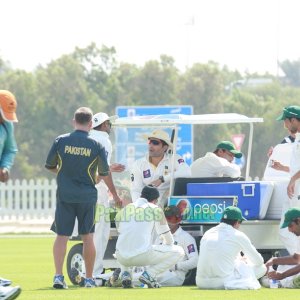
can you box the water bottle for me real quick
[269,266,279,288]
[269,279,279,288]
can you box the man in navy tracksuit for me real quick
[45,107,116,289]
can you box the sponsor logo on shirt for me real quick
[187,244,195,254]
[143,169,151,178]
[178,158,184,164]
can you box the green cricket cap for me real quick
[216,141,242,159]
[281,207,300,228]
[222,206,246,222]
[276,105,300,121]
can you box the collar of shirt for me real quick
[74,129,89,136]
[173,226,183,237]
[219,222,236,231]
[90,130,109,139]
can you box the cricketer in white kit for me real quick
[130,129,191,207]
[155,205,198,286]
[196,206,266,290]
[115,185,184,288]
[274,106,300,256]
[90,112,124,280]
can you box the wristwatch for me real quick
[159,176,165,183]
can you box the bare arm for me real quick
[271,160,289,173]
[110,163,125,173]
[287,170,300,199]
[266,253,300,280]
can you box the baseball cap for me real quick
[143,129,173,148]
[164,205,181,218]
[0,90,18,122]
[141,185,160,202]
[216,141,242,158]
[276,106,300,121]
[280,207,300,228]
[221,206,246,222]
[92,112,118,128]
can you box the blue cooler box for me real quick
[186,182,261,219]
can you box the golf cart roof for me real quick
[113,113,263,126]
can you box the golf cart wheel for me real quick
[67,243,85,285]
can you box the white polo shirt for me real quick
[89,130,112,163]
[115,197,171,259]
[191,152,241,178]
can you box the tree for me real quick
[133,55,180,105]
[280,59,300,86]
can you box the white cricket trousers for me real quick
[196,259,266,289]
[93,182,110,277]
[156,269,186,286]
[116,244,184,277]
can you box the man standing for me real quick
[130,129,191,207]
[115,185,184,288]
[155,205,198,286]
[45,107,116,289]
[0,90,21,300]
[191,141,242,178]
[90,112,124,282]
[275,106,300,255]
[265,207,300,288]
[196,206,266,289]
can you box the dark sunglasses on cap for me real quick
[148,139,162,146]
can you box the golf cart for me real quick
[66,113,287,285]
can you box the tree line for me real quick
[1,43,300,179]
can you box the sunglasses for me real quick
[148,139,162,146]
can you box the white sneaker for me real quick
[121,271,132,288]
[0,278,11,287]
[0,285,21,300]
[139,271,160,288]
[53,275,68,289]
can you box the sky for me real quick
[1,0,300,75]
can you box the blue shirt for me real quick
[45,130,109,203]
[0,121,18,170]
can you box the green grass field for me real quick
[0,235,299,300]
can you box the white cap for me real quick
[92,112,118,128]
[143,129,173,148]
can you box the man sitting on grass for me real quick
[115,185,184,288]
[196,206,266,289]
[265,207,300,288]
